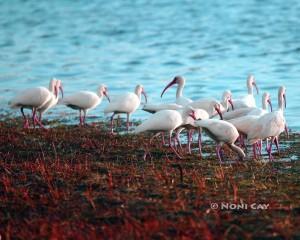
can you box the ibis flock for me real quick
[9,75,288,162]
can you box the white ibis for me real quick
[142,103,183,114]
[189,90,234,118]
[134,106,197,158]
[104,84,147,132]
[226,93,273,159]
[223,92,272,120]
[175,108,210,155]
[9,78,57,128]
[161,76,193,106]
[247,86,287,160]
[62,84,110,126]
[35,79,64,127]
[231,75,259,109]
[193,119,246,162]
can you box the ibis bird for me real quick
[36,79,64,125]
[246,86,287,160]
[104,84,147,132]
[231,75,259,109]
[175,108,210,155]
[61,84,110,126]
[223,92,272,120]
[9,78,58,128]
[193,119,246,162]
[134,106,197,158]
[189,90,234,117]
[161,76,193,106]
[226,93,273,158]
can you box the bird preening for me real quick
[9,75,288,162]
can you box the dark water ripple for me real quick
[0,0,300,130]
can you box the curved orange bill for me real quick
[215,106,223,120]
[228,99,234,110]
[161,78,176,98]
[54,86,58,98]
[253,82,259,94]
[142,90,147,103]
[104,91,110,102]
[59,85,64,98]
[267,99,272,112]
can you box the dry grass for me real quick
[0,117,300,239]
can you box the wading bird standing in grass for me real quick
[225,92,273,158]
[246,86,287,160]
[231,75,259,109]
[193,119,246,162]
[36,79,64,126]
[9,78,58,128]
[61,84,110,126]
[175,108,210,155]
[134,106,197,159]
[104,84,147,132]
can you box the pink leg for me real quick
[258,140,262,156]
[169,133,182,159]
[267,137,274,161]
[187,131,191,154]
[21,107,29,128]
[161,133,166,145]
[274,136,280,154]
[198,128,202,157]
[83,110,87,125]
[33,109,45,129]
[79,110,83,126]
[31,109,36,128]
[126,113,130,131]
[150,132,160,144]
[216,145,223,162]
[285,124,289,138]
[110,113,115,133]
[117,115,121,127]
[143,139,153,161]
[238,134,246,149]
[175,132,183,152]
[252,144,257,159]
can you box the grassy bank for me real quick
[0,118,300,239]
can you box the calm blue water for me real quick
[0,0,300,130]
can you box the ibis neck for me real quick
[278,94,284,111]
[221,99,229,110]
[97,91,104,99]
[135,91,142,100]
[262,98,267,110]
[49,81,56,93]
[176,83,184,99]
[247,84,253,95]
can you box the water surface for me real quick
[0,0,299,130]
